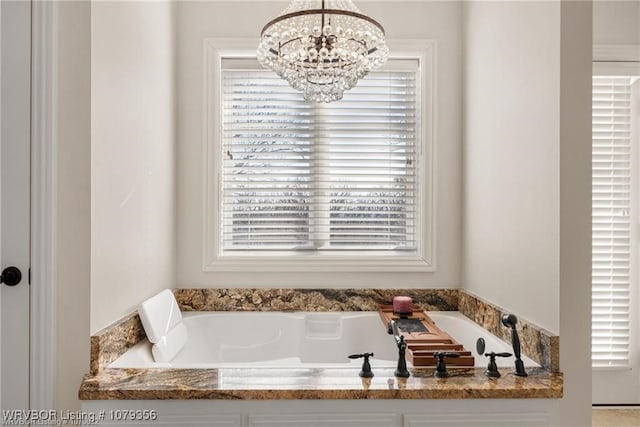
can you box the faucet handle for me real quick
[435,351,461,359]
[492,352,512,358]
[483,351,512,378]
[348,353,374,378]
[433,351,461,378]
[348,352,374,361]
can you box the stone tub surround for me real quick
[87,288,557,374]
[458,291,560,372]
[79,367,562,400]
[90,311,145,375]
[173,288,459,312]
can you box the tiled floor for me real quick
[593,408,640,427]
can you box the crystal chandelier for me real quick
[257,0,389,103]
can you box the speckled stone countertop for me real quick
[79,367,562,400]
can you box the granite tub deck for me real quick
[79,367,562,400]
[80,288,562,401]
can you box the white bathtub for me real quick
[109,311,539,369]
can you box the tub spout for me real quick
[389,320,410,378]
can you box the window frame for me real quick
[203,38,436,272]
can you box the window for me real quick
[222,62,417,252]
[204,40,434,272]
[592,76,635,368]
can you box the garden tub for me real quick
[109,311,539,369]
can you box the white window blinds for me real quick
[592,76,634,368]
[221,60,419,253]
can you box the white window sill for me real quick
[204,253,434,273]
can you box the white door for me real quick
[0,0,31,411]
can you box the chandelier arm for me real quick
[260,9,385,36]
[267,46,377,57]
[273,36,369,56]
[299,59,359,70]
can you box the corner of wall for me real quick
[56,0,91,412]
[558,0,593,424]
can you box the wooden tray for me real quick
[378,306,475,367]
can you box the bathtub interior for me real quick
[109,311,540,369]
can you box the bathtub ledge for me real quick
[78,367,562,400]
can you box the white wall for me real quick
[594,0,640,45]
[176,1,463,288]
[91,1,176,332]
[56,0,91,412]
[463,1,592,424]
[559,1,592,423]
[463,1,561,333]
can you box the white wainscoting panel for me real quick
[404,411,552,426]
[249,413,398,427]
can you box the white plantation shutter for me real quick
[221,60,419,253]
[592,76,634,368]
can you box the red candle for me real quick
[393,296,413,315]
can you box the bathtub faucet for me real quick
[389,320,410,378]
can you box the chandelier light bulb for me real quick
[257,0,389,103]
